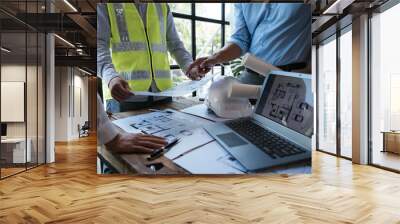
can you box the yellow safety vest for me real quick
[103,3,172,100]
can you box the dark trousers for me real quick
[106,97,173,113]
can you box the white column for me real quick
[46,33,55,163]
[312,45,317,150]
[352,14,369,164]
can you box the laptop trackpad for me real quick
[216,132,248,147]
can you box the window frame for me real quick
[315,24,353,161]
[170,3,230,77]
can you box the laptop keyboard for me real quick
[224,119,306,159]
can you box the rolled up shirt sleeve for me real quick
[97,94,119,145]
[227,4,251,55]
[166,5,193,73]
[97,4,119,86]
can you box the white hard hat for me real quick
[205,76,253,119]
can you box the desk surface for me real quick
[97,97,201,174]
[97,97,311,175]
[1,138,29,143]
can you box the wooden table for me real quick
[97,97,311,175]
[382,131,400,154]
[97,97,202,175]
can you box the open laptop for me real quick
[204,70,313,171]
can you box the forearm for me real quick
[97,4,119,86]
[166,7,193,73]
[97,94,119,145]
[210,43,242,64]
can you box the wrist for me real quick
[105,133,121,148]
[209,53,221,65]
[108,76,121,88]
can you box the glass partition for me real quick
[0,0,46,179]
[339,29,352,158]
[370,3,400,171]
[317,36,337,155]
[1,31,28,177]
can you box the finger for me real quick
[121,79,132,91]
[111,90,124,102]
[137,141,165,149]
[117,83,131,96]
[120,89,131,99]
[112,92,126,102]
[128,145,154,154]
[185,64,196,76]
[200,59,211,69]
[114,85,131,100]
[186,58,206,76]
[138,136,168,145]
[203,67,211,74]
[188,72,198,80]
[138,134,166,140]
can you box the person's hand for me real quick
[186,56,219,80]
[109,76,133,102]
[105,133,168,154]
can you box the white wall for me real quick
[54,67,89,141]
[1,63,47,164]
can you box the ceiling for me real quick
[311,0,391,43]
[1,0,395,73]
[0,0,98,73]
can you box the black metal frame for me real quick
[0,0,47,180]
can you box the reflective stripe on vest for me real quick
[104,3,172,101]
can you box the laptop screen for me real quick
[255,73,313,137]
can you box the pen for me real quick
[148,109,174,114]
[148,109,162,112]
[147,137,180,161]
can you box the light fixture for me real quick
[78,67,93,76]
[63,0,78,12]
[1,47,11,53]
[322,0,354,15]
[54,34,75,48]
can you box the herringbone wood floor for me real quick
[1,135,400,224]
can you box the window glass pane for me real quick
[317,38,337,154]
[1,31,28,177]
[371,3,400,171]
[339,30,352,158]
[196,22,221,57]
[195,3,221,20]
[224,4,234,46]
[169,18,192,66]
[169,3,191,15]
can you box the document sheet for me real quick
[174,141,246,174]
[112,109,214,158]
[132,75,213,97]
[181,104,232,122]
